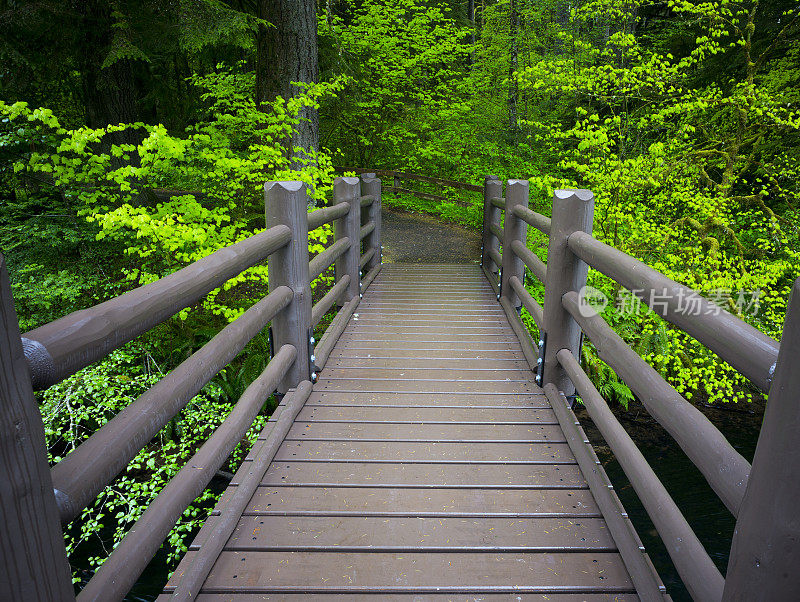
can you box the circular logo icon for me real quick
[578,285,608,317]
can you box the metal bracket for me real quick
[267,326,274,358]
[308,328,318,381]
[535,332,547,386]
[497,267,503,300]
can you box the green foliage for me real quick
[320,0,472,168]
[323,0,799,406]
[512,0,800,404]
[41,343,267,581]
[2,65,344,321]
[2,59,345,587]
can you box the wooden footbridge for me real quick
[2,174,799,601]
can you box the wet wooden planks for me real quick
[163,263,637,598]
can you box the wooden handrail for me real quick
[360,247,376,270]
[508,275,543,327]
[482,177,800,597]
[78,344,298,601]
[51,285,294,525]
[544,384,666,600]
[308,201,349,230]
[510,239,546,284]
[511,204,551,235]
[360,220,375,240]
[309,237,350,281]
[1,173,383,600]
[22,224,292,390]
[557,350,727,601]
[567,230,779,392]
[312,274,351,326]
[168,381,314,599]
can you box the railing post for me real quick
[265,181,312,393]
[501,179,529,309]
[361,175,382,273]
[541,189,595,397]
[722,277,800,601]
[333,177,361,303]
[0,253,74,600]
[481,175,502,276]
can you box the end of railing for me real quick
[266,181,313,393]
[540,188,595,396]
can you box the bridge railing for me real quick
[483,177,799,602]
[0,176,382,601]
[336,166,483,207]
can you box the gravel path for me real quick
[380,207,481,264]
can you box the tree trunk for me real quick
[78,1,140,147]
[508,0,519,139]
[256,0,320,161]
[468,0,475,66]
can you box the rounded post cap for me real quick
[264,180,305,193]
[554,188,594,202]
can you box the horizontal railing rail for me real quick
[78,344,298,601]
[336,166,483,207]
[480,176,800,600]
[51,285,294,525]
[561,290,751,515]
[0,174,382,601]
[309,236,351,282]
[312,274,351,327]
[169,380,314,599]
[553,350,726,601]
[21,225,292,390]
[307,201,349,231]
[511,203,551,235]
[567,230,779,392]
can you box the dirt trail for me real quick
[381,207,481,264]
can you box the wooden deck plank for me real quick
[212,486,603,518]
[314,379,539,394]
[166,551,634,593]
[293,406,556,423]
[164,264,639,599]
[267,440,574,463]
[190,515,617,552]
[305,391,551,407]
[253,462,586,488]
[320,368,534,380]
[329,347,528,359]
[325,357,531,369]
[284,422,567,442]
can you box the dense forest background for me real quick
[1,0,798,588]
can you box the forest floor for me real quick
[381,206,481,264]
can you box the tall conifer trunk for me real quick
[508,0,519,138]
[256,0,320,160]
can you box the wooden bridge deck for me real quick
[163,263,638,599]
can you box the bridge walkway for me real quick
[162,263,638,599]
